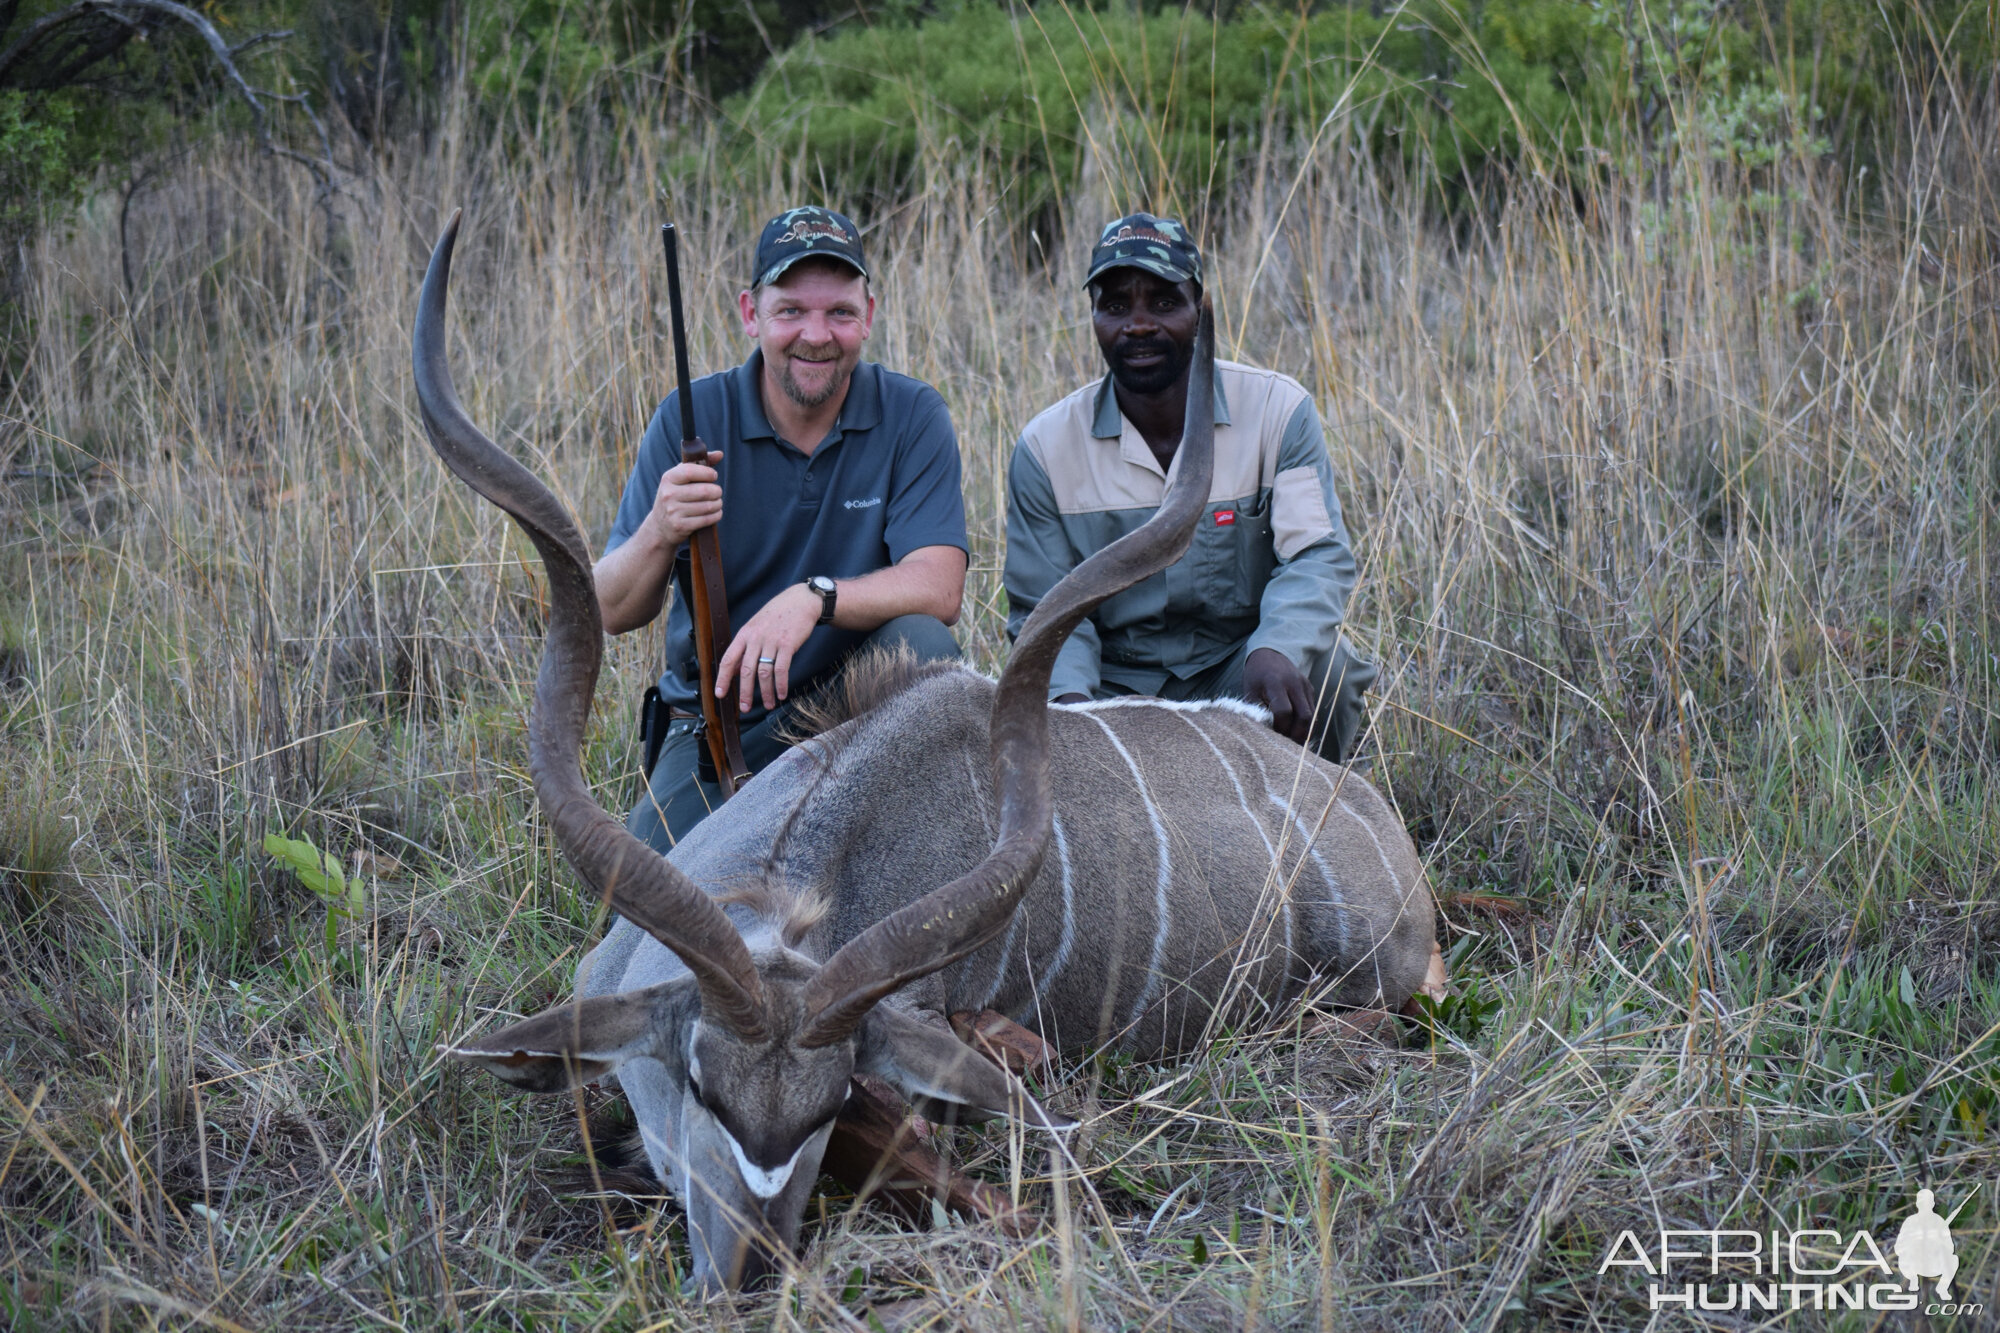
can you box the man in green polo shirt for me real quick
[1004,212,1378,763]
[599,206,969,850]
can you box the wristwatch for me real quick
[805,575,837,625]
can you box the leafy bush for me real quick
[717,0,1649,212]
[444,0,880,124]
[0,2,297,253]
[0,91,83,239]
[721,0,1995,213]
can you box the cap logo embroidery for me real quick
[780,218,852,246]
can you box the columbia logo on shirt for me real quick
[843,496,884,510]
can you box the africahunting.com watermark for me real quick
[1598,1187,1982,1316]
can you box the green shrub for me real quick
[719,0,1660,212]
[719,0,1993,213]
[0,92,86,238]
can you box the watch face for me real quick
[807,575,836,623]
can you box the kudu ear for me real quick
[855,1005,1077,1131]
[441,980,696,1093]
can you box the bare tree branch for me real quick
[107,0,276,132]
[229,30,292,60]
[0,1,334,191]
[0,1,153,88]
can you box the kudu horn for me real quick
[412,211,769,1039]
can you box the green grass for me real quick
[1,32,1996,1332]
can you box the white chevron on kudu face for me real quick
[722,1126,812,1200]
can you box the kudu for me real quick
[415,213,1436,1293]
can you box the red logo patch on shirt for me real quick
[1214,509,1236,526]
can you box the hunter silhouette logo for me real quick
[1895,1189,1962,1299]
[1598,1183,1983,1315]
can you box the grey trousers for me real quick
[626,614,961,852]
[1093,635,1378,765]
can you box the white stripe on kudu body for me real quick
[1068,695,1274,726]
[1173,710,1294,965]
[1340,796,1406,895]
[1270,793,1352,958]
[1081,709,1175,1031]
[1039,812,1079,996]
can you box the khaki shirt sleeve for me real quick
[1245,396,1356,668]
[1004,440,1102,699]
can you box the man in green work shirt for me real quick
[1003,213,1377,763]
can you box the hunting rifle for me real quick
[658,222,750,796]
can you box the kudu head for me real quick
[413,212,1216,1293]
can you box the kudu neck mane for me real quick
[775,644,966,748]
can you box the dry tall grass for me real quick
[2,57,1997,1331]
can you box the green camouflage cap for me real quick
[1083,212,1202,289]
[753,205,868,287]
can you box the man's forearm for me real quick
[593,528,676,634]
[828,545,966,629]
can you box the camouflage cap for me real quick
[752,205,869,287]
[1083,212,1202,289]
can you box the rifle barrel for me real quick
[660,224,699,449]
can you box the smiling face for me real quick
[739,258,875,412]
[1091,267,1201,397]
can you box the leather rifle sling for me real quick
[662,224,751,796]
